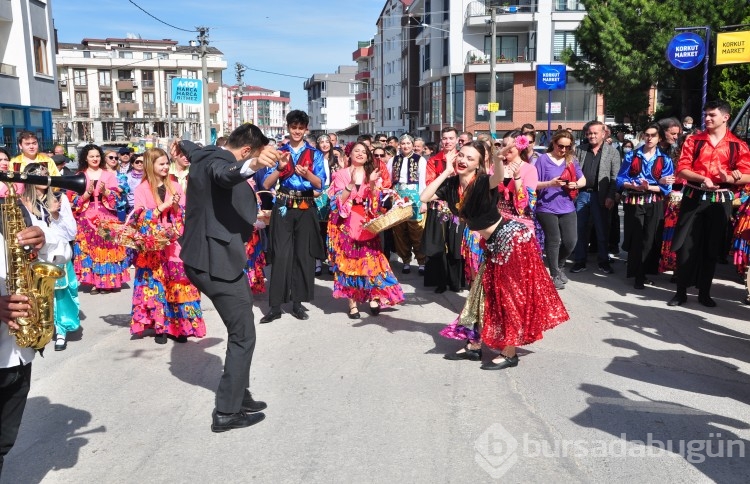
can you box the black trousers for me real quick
[268,205,322,307]
[672,195,732,294]
[623,200,664,281]
[184,267,256,414]
[0,362,32,476]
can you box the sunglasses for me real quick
[107,156,117,160]
[133,159,144,164]
[556,143,571,150]
[373,153,386,158]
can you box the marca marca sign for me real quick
[171,78,203,104]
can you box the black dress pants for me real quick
[185,267,256,414]
[0,362,32,476]
[623,200,664,281]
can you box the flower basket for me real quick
[95,211,176,251]
[363,202,414,235]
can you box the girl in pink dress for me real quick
[130,148,204,343]
[72,144,130,293]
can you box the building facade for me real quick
[0,0,58,152]
[352,42,375,136]
[54,37,227,145]
[224,84,290,138]
[303,65,359,136]
[389,0,600,142]
[372,0,410,136]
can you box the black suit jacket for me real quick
[179,141,257,280]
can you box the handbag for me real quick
[559,161,579,201]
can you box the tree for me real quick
[565,0,750,123]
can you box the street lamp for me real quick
[64,126,73,155]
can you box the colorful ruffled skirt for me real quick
[442,220,569,349]
[732,197,750,275]
[328,215,405,307]
[130,245,205,338]
[659,190,682,273]
[461,227,483,287]
[245,228,267,294]
[73,215,131,289]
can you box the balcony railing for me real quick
[555,0,585,11]
[116,79,137,90]
[141,80,155,89]
[100,102,114,112]
[75,102,89,110]
[143,102,156,112]
[466,0,538,18]
[466,48,536,65]
[117,102,139,112]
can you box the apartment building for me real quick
[55,37,227,144]
[0,0,58,151]
[224,84,291,138]
[372,0,410,136]
[393,0,600,141]
[303,65,359,136]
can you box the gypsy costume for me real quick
[441,175,569,348]
[245,176,268,294]
[327,169,404,307]
[129,180,205,339]
[72,169,131,289]
[388,152,427,268]
[731,187,750,302]
[616,146,673,284]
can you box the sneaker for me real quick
[570,262,587,273]
[557,265,569,284]
[598,262,614,274]
[552,274,565,290]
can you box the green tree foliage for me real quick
[565,0,750,123]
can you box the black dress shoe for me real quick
[480,354,519,370]
[154,334,168,344]
[241,393,268,413]
[435,286,447,294]
[348,309,361,319]
[211,410,265,433]
[291,307,309,320]
[259,311,282,324]
[597,262,614,274]
[570,262,587,273]
[698,296,717,307]
[667,294,687,306]
[443,347,482,361]
[634,280,645,290]
[369,301,380,315]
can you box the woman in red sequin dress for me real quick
[447,144,569,370]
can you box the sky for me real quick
[51,0,386,110]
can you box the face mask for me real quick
[623,147,632,153]
[684,124,692,130]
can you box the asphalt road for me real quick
[2,254,749,483]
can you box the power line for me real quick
[127,0,197,33]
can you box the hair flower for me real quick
[515,135,530,151]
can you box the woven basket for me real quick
[95,214,174,251]
[363,203,414,234]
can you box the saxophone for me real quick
[2,171,86,350]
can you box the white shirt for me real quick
[0,214,50,367]
[386,153,427,194]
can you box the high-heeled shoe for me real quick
[369,300,380,315]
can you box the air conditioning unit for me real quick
[132,81,139,87]
[61,100,68,107]
[59,79,67,87]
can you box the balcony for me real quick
[465,1,537,27]
[117,102,140,112]
[99,83,112,90]
[352,45,374,61]
[355,91,370,101]
[465,48,536,69]
[75,102,89,110]
[209,103,220,114]
[100,102,114,114]
[555,0,585,11]
[73,81,88,90]
[141,80,155,90]
[116,79,137,90]
[356,113,371,121]
[354,70,371,81]
[143,102,157,113]
[208,82,219,93]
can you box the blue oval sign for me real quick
[666,32,706,70]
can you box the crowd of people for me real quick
[1,99,750,452]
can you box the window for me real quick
[443,38,449,67]
[98,70,111,86]
[554,31,582,61]
[33,37,49,75]
[143,92,156,111]
[321,114,327,124]
[73,69,87,86]
[320,81,326,92]
[424,0,431,26]
[187,70,198,79]
[143,52,153,60]
[74,92,89,110]
[431,80,442,124]
[118,51,133,59]
[83,51,91,58]
[100,92,113,109]
[321,98,327,108]
[350,100,356,110]
[192,54,199,60]
[535,77,596,121]
[349,82,361,94]
[484,35,519,61]
[157,52,169,60]
[423,44,431,71]
[118,69,133,80]
[443,0,450,21]
[120,91,134,102]
[141,70,154,88]
[475,73,514,122]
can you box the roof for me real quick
[58,39,223,55]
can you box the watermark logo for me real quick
[474,423,519,479]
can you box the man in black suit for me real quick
[52,154,75,176]
[178,124,279,432]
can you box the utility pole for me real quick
[488,8,497,140]
[197,26,211,145]
[235,62,246,127]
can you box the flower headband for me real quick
[515,135,530,152]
